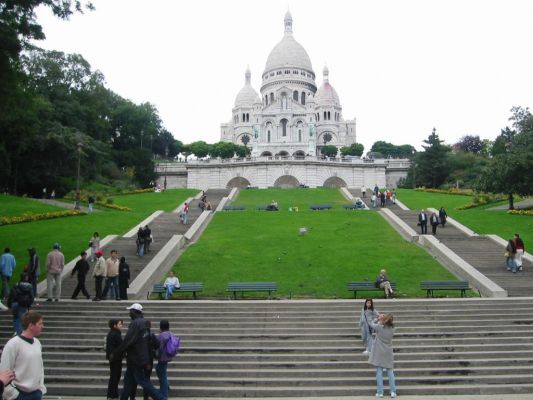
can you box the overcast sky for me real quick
[34,0,533,152]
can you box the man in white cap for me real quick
[111,303,165,400]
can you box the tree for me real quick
[234,144,250,158]
[321,145,338,157]
[478,107,533,209]
[189,141,210,158]
[370,141,415,158]
[415,128,451,188]
[210,142,235,159]
[340,143,364,156]
[455,135,483,154]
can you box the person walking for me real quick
[361,186,366,198]
[514,233,525,272]
[368,313,397,398]
[136,227,145,257]
[371,193,377,208]
[106,319,124,400]
[143,226,152,254]
[110,303,165,400]
[7,276,34,335]
[89,232,100,262]
[88,195,95,213]
[359,298,379,355]
[46,243,64,302]
[181,202,189,225]
[375,269,394,299]
[71,251,91,300]
[505,239,518,273]
[439,206,448,227]
[0,311,46,399]
[0,248,16,300]
[92,250,106,301]
[418,210,428,234]
[118,257,131,301]
[380,191,386,207]
[27,248,40,298]
[430,212,439,235]
[102,250,120,301]
[156,320,179,399]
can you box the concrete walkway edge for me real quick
[123,210,164,238]
[380,208,418,241]
[486,234,533,263]
[427,207,478,237]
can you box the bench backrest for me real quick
[347,282,397,290]
[227,282,277,290]
[420,281,469,289]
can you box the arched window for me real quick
[281,119,288,136]
[265,95,268,105]
[242,113,245,122]
[267,131,271,142]
[293,91,298,101]
[301,92,306,105]
[323,111,327,120]
[270,93,274,103]
[328,111,331,120]
[298,130,302,142]
[246,113,249,122]
[317,113,319,121]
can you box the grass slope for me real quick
[0,195,66,217]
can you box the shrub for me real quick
[0,210,86,226]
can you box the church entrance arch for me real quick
[323,176,347,188]
[293,150,305,158]
[226,177,251,189]
[273,175,300,188]
[277,151,289,157]
[260,151,272,157]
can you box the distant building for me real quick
[220,11,357,157]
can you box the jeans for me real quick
[182,212,188,224]
[12,302,28,334]
[156,361,169,398]
[120,365,164,400]
[420,221,427,234]
[102,276,120,300]
[137,242,145,257]
[376,367,396,395]
[1,274,10,299]
[47,272,62,300]
[16,389,42,400]
[506,257,517,272]
[165,285,177,300]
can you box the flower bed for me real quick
[507,209,533,216]
[0,210,86,226]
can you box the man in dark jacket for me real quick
[71,251,91,299]
[8,276,34,334]
[112,303,164,400]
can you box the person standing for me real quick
[50,190,55,200]
[163,272,180,300]
[514,233,525,272]
[156,320,178,399]
[7,276,34,335]
[430,212,439,235]
[359,299,379,355]
[92,250,106,302]
[46,243,64,302]
[371,193,377,208]
[418,210,428,234]
[136,227,145,257]
[106,319,124,400]
[111,303,164,400]
[380,191,386,207]
[361,186,366,198]
[0,248,16,300]
[118,257,131,301]
[373,184,379,196]
[181,202,190,225]
[0,311,46,399]
[143,226,152,254]
[102,250,120,301]
[368,313,397,398]
[439,206,448,227]
[88,195,95,213]
[89,232,100,262]
[27,248,40,298]
[506,239,518,273]
[71,251,91,300]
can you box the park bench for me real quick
[310,204,332,210]
[149,282,204,299]
[256,205,269,210]
[227,282,277,299]
[347,281,397,299]
[420,281,470,298]
[223,205,246,211]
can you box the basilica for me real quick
[220,11,357,157]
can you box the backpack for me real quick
[16,283,34,307]
[164,334,180,357]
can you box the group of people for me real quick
[505,233,526,273]
[198,193,212,211]
[369,185,397,208]
[136,225,153,257]
[359,299,397,398]
[105,303,179,400]
[89,248,131,301]
[417,207,447,235]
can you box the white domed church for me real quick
[220,11,357,157]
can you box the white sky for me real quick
[34,0,533,152]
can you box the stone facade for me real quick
[220,11,356,157]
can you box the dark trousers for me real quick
[420,221,427,234]
[108,359,123,398]
[431,223,438,235]
[72,276,90,299]
[94,276,103,299]
[120,365,163,400]
[119,280,128,300]
[15,389,43,400]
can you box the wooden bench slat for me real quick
[347,281,397,299]
[226,282,277,299]
[150,282,203,299]
[420,281,469,298]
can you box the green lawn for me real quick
[0,189,198,281]
[397,189,531,243]
[173,210,457,299]
[0,195,66,217]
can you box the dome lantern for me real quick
[284,10,293,34]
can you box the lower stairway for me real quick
[3,298,533,397]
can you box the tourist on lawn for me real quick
[92,250,106,301]
[46,243,64,302]
[418,210,428,234]
[70,251,91,300]
[106,318,124,400]
[368,313,397,398]
[359,298,379,355]
[119,257,131,300]
[0,311,46,399]
[430,212,439,235]
[136,227,145,257]
[143,226,152,254]
[102,250,120,301]
[88,195,95,212]
[375,269,394,299]
[439,206,448,227]
[514,233,525,272]
[163,271,180,300]
[89,232,100,262]
[0,248,16,300]
[27,247,40,297]
[505,239,518,273]
[7,274,34,335]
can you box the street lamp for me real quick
[74,142,82,210]
[411,149,416,189]
[164,146,169,190]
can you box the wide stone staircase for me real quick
[57,189,229,299]
[3,298,533,397]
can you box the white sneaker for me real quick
[362,350,369,355]
[391,392,397,398]
[376,394,383,398]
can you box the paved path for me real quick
[33,198,98,212]
[488,198,533,210]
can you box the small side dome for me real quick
[234,66,260,107]
[314,65,340,106]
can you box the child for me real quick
[105,319,123,400]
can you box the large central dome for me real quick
[264,11,313,73]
